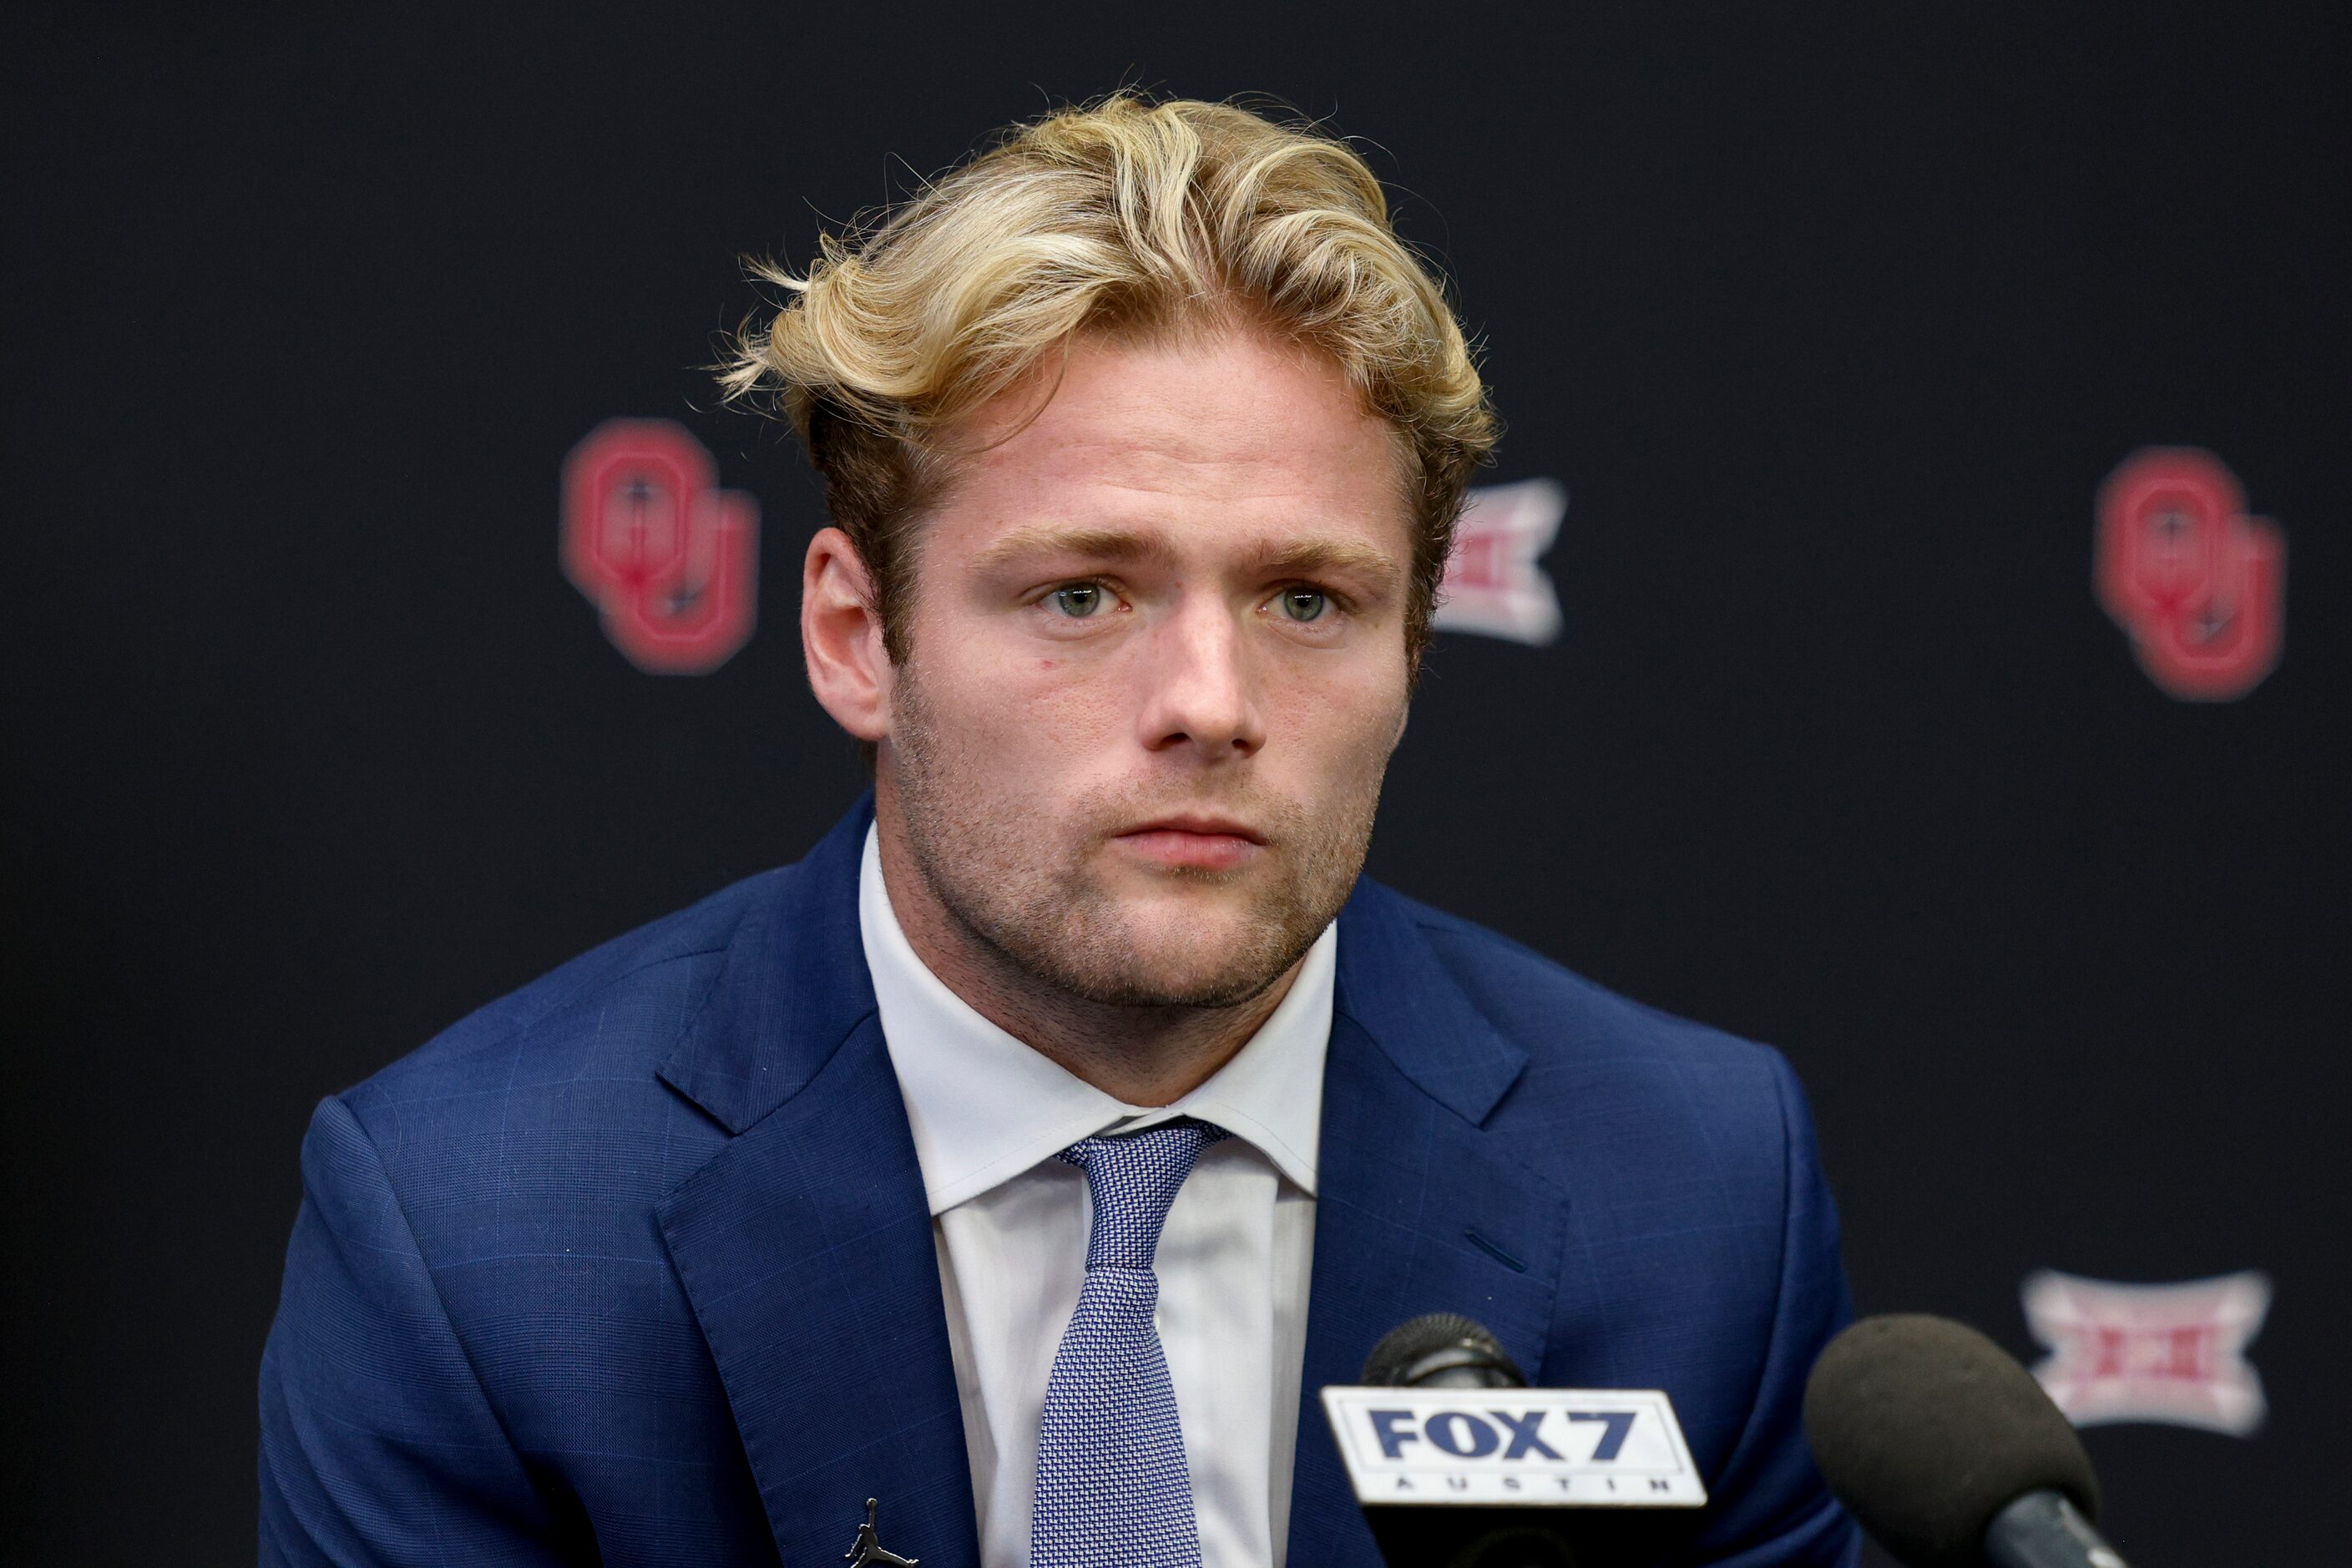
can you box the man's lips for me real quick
[1122,814,1267,844]
[1111,816,1267,872]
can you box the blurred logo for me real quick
[2022,1269,2271,1436]
[1436,478,1565,645]
[562,419,760,674]
[2094,448,2284,701]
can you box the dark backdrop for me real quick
[4,3,2344,1561]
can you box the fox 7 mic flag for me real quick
[1320,1387,1707,1508]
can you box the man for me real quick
[260,96,1859,1566]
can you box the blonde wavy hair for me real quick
[717,94,1499,667]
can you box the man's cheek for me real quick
[1008,676,1131,751]
[1291,685,1404,765]
[924,663,1063,747]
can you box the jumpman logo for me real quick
[842,1497,919,1566]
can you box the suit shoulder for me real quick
[336,867,787,1129]
[1377,888,1822,1276]
[1382,884,1792,1084]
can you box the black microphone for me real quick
[1363,1312,1532,1391]
[1335,1314,1704,1568]
[1803,1314,2127,1568]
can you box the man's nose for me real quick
[1135,597,1266,760]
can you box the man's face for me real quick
[878,325,1414,1009]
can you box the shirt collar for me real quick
[858,823,1331,1216]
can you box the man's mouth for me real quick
[1111,815,1267,873]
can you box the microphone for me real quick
[1802,1313,2127,1568]
[1363,1312,1530,1390]
[1323,1313,1707,1568]
[1357,1315,1574,1568]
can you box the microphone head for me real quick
[1361,1312,1528,1389]
[1803,1314,2100,1568]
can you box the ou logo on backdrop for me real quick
[562,419,760,675]
[2094,448,2284,701]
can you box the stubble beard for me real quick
[886,660,1386,1012]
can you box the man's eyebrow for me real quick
[969,525,1180,574]
[972,525,1403,586]
[1244,538,1404,589]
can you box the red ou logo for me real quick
[562,419,760,674]
[2094,448,2285,701]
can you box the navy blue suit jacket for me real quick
[260,797,1859,1565]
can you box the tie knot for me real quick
[1058,1119,1229,1272]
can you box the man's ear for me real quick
[802,526,891,742]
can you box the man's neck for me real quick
[873,823,1302,1108]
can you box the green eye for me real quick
[1050,584,1106,617]
[1278,587,1328,623]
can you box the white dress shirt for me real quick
[858,825,1330,1568]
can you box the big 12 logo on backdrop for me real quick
[2094,448,2284,701]
[2022,1269,2271,1436]
[1434,478,1566,646]
[562,419,761,675]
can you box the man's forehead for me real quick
[933,332,1414,549]
[961,327,1394,468]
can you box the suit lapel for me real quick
[653,800,979,1568]
[1284,884,1572,1568]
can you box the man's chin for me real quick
[1060,960,1292,1012]
[1056,913,1313,1011]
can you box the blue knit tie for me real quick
[1030,1119,1229,1568]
